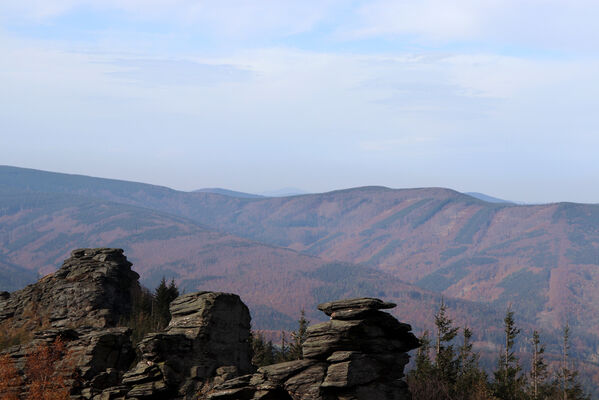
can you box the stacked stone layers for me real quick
[0,248,139,330]
[206,297,420,400]
[0,248,139,398]
[0,248,254,400]
[107,291,252,400]
[0,248,420,400]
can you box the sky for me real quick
[1,1,598,203]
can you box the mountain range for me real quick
[1,165,598,384]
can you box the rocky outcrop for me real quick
[0,249,140,397]
[0,248,139,330]
[206,297,420,400]
[0,248,254,400]
[0,248,419,400]
[106,291,252,400]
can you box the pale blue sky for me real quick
[1,1,598,203]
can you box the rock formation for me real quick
[110,291,252,399]
[0,248,139,398]
[206,297,420,400]
[0,248,253,400]
[0,248,419,400]
[0,248,139,330]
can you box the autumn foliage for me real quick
[0,354,21,400]
[25,338,72,400]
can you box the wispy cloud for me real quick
[3,0,598,55]
[0,0,340,38]
[360,136,435,152]
[106,58,253,87]
[347,0,599,52]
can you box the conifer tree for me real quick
[413,330,434,379]
[493,307,525,400]
[289,309,309,360]
[555,325,589,400]
[407,330,447,400]
[455,327,490,399]
[276,331,290,362]
[154,277,179,329]
[434,299,459,387]
[251,332,275,367]
[528,330,550,400]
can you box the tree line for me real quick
[123,277,180,344]
[251,309,310,366]
[407,300,590,400]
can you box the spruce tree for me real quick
[251,332,275,367]
[528,330,550,400]
[455,327,490,399]
[407,331,447,400]
[434,299,459,387]
[276,331,290,362]
[154,277,179,329]
[555,325,589,400]
[289,309,309,360]
[493,307,525,400]
[413,330,434,378]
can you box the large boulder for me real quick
[0,248,139,399]
[0,248,139,331]
[206,297,420,400]
[112,291,252,399]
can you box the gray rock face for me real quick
[0,250,419,400]
[110,291,252,400]
[0,248,253,400]
[0,248,139,330]
[205,297,420,400]
[0,249,139,398]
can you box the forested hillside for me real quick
[1,165,598,393]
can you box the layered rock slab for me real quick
[206,297,420,400]
[104,291,252,400]
[0,248,139,398]
[0,248,139,330]
[0,248,254,400]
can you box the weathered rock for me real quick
[318,298,396,316]
[0,248,139,330]
[1,249,421,400]
[207,297,420,400]
[0,249,139,399]
[108,291,252,399]
[321,352,383,388]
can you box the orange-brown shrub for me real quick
[25,338,71,400]
[0,354,21,400]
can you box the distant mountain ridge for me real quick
[1,165,599,378]
[193,187,311,198]
[464,191,514,204]
[193,188,265,198]
[0,166,502,333]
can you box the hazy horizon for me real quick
[1,2,598,203]
[0,163,576,205]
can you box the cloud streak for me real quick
[4,0,599,52]
[107,59,253,86]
